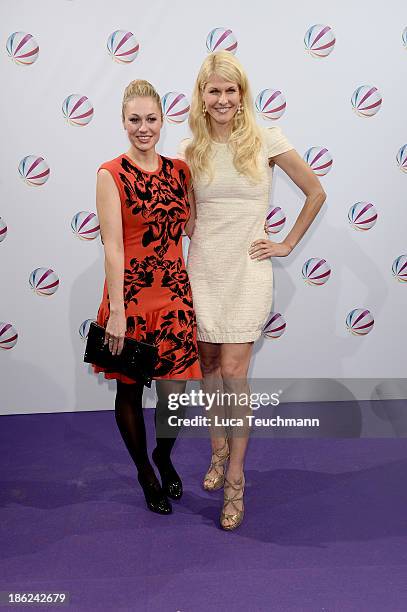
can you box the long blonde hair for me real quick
[186,51,262,181]
[121,79,163,121]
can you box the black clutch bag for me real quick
[84,322,158,387]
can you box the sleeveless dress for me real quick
[93,153,202,383]
[178,126,294,343]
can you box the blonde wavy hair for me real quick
[186,51,262,182]
[121,79,163,121]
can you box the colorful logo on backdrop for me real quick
[6,32,39,65]
[348,202,377,231]
[351,85,382,117]
[266,207,286,234]
[162,92,190,124]
[303,147,333,176]
[396,145,407,172]
[79,319,95,341]
[255,89,286,120]
[71,212,100,240]
[263,313,286,339]
[107,30,139,63]
[0,218,7,243]
[346,308,374,335]
[304,25,336,57]
[18,156,50,186]
[392,255,407,282]
[29,268,59,296]
[62,95,94,126]
[302,258,331,285]
[206,28,237,54]
[0,322,18,350]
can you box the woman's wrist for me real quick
[282,239,294,253]
[109,304,125,315]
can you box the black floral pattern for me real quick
[123,254,192,309]
[123,258,154,305]
[161,257,193,307]
[99,154,200,379]
[123,309,199,377]
[119,156,188,258]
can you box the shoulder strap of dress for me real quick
[98,156,123,174]
[97,157,126,200]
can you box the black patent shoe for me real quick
[137,473,172,515]
[152,448,183,501]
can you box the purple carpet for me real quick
[1,410,407,611]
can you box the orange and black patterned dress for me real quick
[93,153,202,383]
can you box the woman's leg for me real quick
[153,379,187,499]
[115,380,171,514]
[219,342,254,529]
[115,380,151,476]
[198,341,230,489]
[154,379,187,457]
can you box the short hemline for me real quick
[93,367,202,384]
[197,329,262,344]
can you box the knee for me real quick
[220,358,248,380]
[115,381,143,406]
[200,355,221,377]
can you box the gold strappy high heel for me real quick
[220,475,245,531]
[203,440,230,491]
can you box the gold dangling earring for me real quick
[202,102,207,116]
[237,103,243,115]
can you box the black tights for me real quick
[115,379,186,484]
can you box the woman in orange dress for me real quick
[93,80,201,515]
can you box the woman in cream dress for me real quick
[179,126,292,344]
[178,51,326,530]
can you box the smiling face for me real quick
[202,74,241,129]
[122,96,163,153]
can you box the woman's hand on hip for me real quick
[249,239,292,260]
[104,310,126,355]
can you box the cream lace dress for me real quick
[178,126,293,343]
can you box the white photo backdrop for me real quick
[1,0,406,414]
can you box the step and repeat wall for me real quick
[1,0,406,414]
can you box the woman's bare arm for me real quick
[250,150,326,260]
[96,169,126,354]
[183,185,196,239]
